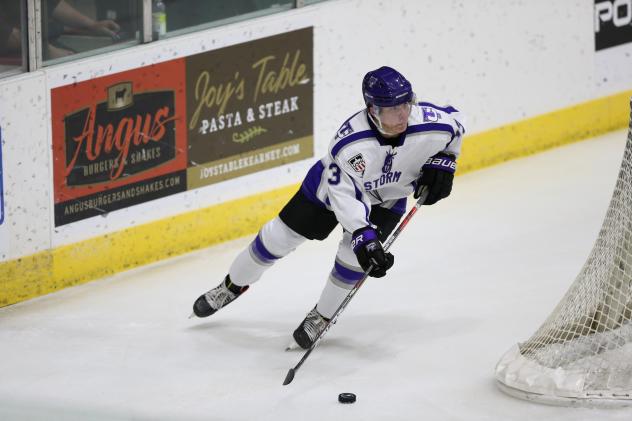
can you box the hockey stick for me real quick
[282,189,429,385]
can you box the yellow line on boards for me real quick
[458,91,632,174]
[1,90,631,307]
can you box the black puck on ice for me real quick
[338,393,356,404]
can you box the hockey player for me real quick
[192,66,465,349]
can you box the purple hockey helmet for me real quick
[362,66,414,108]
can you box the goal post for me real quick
[495,99,632,407]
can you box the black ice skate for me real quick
[292,306,330,350]
[192,275,249,318]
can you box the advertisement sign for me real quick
[595,0,632,50]
[594,1,632,87]
[51,59,188,226]
[50,27,314,226]
[186,27,313,188]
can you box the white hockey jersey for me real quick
[300,101,465,234]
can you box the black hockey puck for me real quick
[338,393,356,404]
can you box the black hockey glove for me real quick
[414,152,456,205]
[351,226,394,278]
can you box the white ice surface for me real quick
[1,130,631,421]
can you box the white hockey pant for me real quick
[228,217,365,319]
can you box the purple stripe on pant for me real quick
[251,234,280,264]
[331,261,364,285]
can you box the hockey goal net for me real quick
[495,99,632,407]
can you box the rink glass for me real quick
[0,0,27,78]
[163,1,293,37]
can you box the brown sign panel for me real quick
[51,59,188,226]
[186,27,313,188]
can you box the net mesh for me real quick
[496,100,632,404]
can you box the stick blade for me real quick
[282,368,295,386]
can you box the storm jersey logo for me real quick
[348,153,366,174]
[382,150,397,173]
[364,171,402,191]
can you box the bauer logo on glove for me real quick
[424,155,457,172]
[415,152,457,204]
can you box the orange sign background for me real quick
[51,58,187,205]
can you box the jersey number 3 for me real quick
[327,163,341,185]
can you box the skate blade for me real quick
[188,312,197,319]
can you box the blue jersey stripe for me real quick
[331,130,375,158]
[407,123,455,137]
[390,198,407,216]
[352,180,370,225]
[418,102,459,114]
[300,160,327,207]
